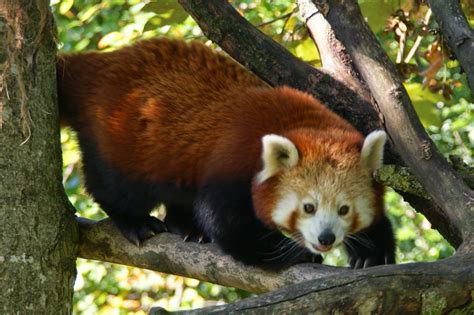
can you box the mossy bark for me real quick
[0,1,78,313]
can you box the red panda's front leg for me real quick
[344,214,396,268]
[194,180,321,270]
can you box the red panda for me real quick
[57,38,395,269]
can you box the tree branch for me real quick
[77,218,341,294]
[297,0,371,100]
[428,0,474,93]
[77,164,473,286]
[301,0,474,242]
[150,252,474,314]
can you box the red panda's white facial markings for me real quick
[271,191,299,230]
[253,131,387,255]
[269,168,378,254]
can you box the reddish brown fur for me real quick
[57,38,265,185]
[58,38,364,188]
[252,176,280,228]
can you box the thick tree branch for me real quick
[77,166,474,313]
[428,0,474,93]
[77,218,341,294]
[79,219,474,315]
[150,252,474,314]
[301,0,474,242]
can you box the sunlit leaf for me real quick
[295,38,320,65]
[98,32,123,49]
[78,4,101,22]
[59,0,74,14]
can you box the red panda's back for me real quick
[57,39,266,184]
[57,39,359,186]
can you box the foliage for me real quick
[51,0,472,313]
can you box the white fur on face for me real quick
[353,193,375,230]
[271,184,376,255]
[298,194,349,254]
[256,135,299,184]
[271,192,299,230]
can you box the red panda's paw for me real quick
[115,216,167,247]
[163,204,210,244]
[348,250,395,269]
[344,214,396,269]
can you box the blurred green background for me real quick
[51,0,473,313]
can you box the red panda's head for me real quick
[252,129,387,255]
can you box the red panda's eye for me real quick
[338,205,350,216]
[303,203,316,214]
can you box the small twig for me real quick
[404,9,432,64]
[280,8,297,35]
[256,11,294,28]
[396,30,406,64]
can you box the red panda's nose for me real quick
[318,230,336,246]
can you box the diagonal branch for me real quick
[428,0,474,93]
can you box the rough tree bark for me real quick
[0,1,77,313]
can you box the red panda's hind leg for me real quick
[78,137,167,246]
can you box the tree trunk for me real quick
[0,1,77,313]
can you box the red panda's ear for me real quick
[256,135,299,184]
[361,130,387,171]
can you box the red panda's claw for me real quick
[182,232,211,243]
[117,216,167,247]
[183,234,190,242]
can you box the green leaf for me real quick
[359,0,396,33]
[142,0,181,15]
[59,0,74,14]
[142,0,189,26]
[405,83,443,127]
